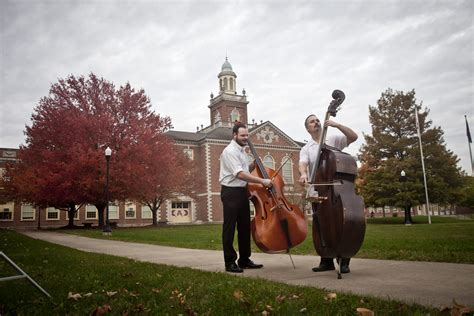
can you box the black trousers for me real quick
[221,185,251,264]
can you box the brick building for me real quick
[0,58,307,228]
[164,57,306,223]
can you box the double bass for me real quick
[247,139,307,255]
[308,90,366,279]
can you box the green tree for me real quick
[358,88,463,221]
[458,176,474,209]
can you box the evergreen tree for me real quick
[358,88,463,220]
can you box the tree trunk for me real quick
[152,208,158,226]
[151,198,163,226]
[37,208,41,230]
[67,203,76,228]
[404,204,413,225]
[95,203,106,227]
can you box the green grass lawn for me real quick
[60,215,474,264]
[0,229,442,315]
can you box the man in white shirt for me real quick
[298,114,358,273]
[219,122,273,273]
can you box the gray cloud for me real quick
[1,0,473,173]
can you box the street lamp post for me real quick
[399,170,412,225]
[103,147,112,236]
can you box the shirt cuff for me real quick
[232,168,244,177]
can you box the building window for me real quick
[223,78,228,90]
[141,204,153,219]
[171,201,190,213]
[230,108,240,122]
[214,110,221,123]
[0,203,14,221]
[183,148,194,160]
[46,207,60,220]
[125,203,136,219]
[85,204,98,220]
[230,77,234,91]
[109,202,119,220]
[21,204,35,221]
[263,155,275,170]
[282,156,294,184]
[74,208,80,220]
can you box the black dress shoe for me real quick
[238,259,263,269]
[225,262,243,273]
[312,264,335,272]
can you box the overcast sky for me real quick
[1,0,473,173]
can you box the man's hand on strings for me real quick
[324,120,340,128]
[298,174,308,185]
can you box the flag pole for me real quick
[465,115,473,176]
[415,106,431,224]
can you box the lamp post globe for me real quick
[103,147,112,235]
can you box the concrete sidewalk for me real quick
[22,231,474,309]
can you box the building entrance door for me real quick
[169,201,192,223]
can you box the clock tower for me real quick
[208,57,249,127]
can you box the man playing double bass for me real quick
[298,114,358,273]
[219,122,273,273]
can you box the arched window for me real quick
[263,155,275,170]
[224,78,228,90]
[214,110,221,123]
[229,77,234,91]
[230,108,240,122]
[281,156,294,184]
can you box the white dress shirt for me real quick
[219,140,250,187]
[299,135,347,167]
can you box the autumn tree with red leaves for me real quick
[4,73,193,227]
[133,142,202,226]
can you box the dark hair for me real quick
[232,121,246,135]
[304,114,316,129]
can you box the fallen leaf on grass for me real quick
[356,307,374,316]
[106,291,117,297]
[91,304,111,316]
[451,299,472,316]
[83,293,93,297]
[134,304,145,312]
[324,293,337,301]
[299,307,307,313]
[67,292,82,301]
[275,294,286,303]
[152,288,162,294]
[233,290,243,301]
